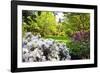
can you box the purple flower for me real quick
[72,30,90,42]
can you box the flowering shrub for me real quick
[22,32,71,62]
[72,30,90,42]
[67,30,90,59]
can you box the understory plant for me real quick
[67,30,90,59]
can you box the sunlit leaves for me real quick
[22,11,90,59]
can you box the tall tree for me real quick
[63,13,90,37]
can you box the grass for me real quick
[44,35,71,43]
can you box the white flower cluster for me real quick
[22,32,71,62]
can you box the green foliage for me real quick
[67,40,90,59]
[63,13,90,59]
[22,11,66,37]
[22,10,90,60]
[63,13,90,37]
[66,31,90,59]
[35,12,57,36]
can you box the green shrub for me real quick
[67,31,90,59]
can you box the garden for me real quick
[22,10,90,62]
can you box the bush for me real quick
[66,30,90,59]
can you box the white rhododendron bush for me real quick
[22,32,71,62]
